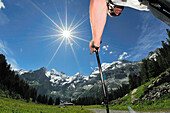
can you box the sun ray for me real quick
[69,40,80,68]
[68,14,77,31]
[41,34,63,38]
[48,27,63,34]
[71,35,89,42]
[65,0,68,30]
[69,37,80,47]
[39,35,62,42]
[31,1,63,31]
[65,38,68,53]
[69,15,86,31]
[47,38,65,67]
[31,0,89,67]
[47,36,63,47]
[71,30,87,35]
[70,17,88,32]
[57,12,66,30]
[51,0,66,30]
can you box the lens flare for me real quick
[63,30,70,39]
[31,0,89,67]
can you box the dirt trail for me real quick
[88,109,170,113]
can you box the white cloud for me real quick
[110,51,113,54]
[0,11,10,25]
[118,52,128,60]
[0,0,5,10]
[0,0,9,26]
[0,41,8,55]
[8,58,20,70]
[102,46,107,50]
[0,40,20,70]
[0,40,13,55]
[129,13,168,61]
[90,67,94,70]
[102,45,109,51]
[125,55,131,59]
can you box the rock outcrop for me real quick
[142,83,170,101]
[142,70,170,101]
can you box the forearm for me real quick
[90,0,107,47]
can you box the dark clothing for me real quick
[140,0,170,26]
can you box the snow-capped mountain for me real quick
[17,60,141,102]
[91,60,138,75]
[17,69,28,75]
[45,69,69,84]
[81,60,141,98]
[46,70,90,86]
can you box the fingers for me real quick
[90,48,97,54]
[89,41,94,53]
[89,40,100,54]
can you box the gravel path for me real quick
[87,109,170,113]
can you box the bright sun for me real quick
[31,1,89,67]
[63,30,70,39]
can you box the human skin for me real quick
[89,0,123,53]
[89,0,107,53]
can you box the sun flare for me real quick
[63,30,70,39]
[31,1,89,67]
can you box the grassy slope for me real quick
[0,70,169,112]
[85,68,170,112]
[0,97,93,113]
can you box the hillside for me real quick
[109,68,170,111]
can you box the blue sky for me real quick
[0,0,169,76]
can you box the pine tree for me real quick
[128,74,133,90]
[30,88,37,102]
[42,95,46,104]
[45,95,48,104]
[37,94,42,104]
[0,54,41,103]
[48,96,54,105]
[167,29,170,38]
[156,55,164,73]
[165,30,170,67]
[140,59,149,84]
[55,97,60,105]
[147,59,159,78]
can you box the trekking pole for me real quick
[90,47,109,113]
[95,50,109,113]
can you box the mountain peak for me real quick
[50,69,57,73]
[75,72,81,76]
[120,60,131,63]
[40,67,47,71]
[17,69,28,75]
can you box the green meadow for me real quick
[0,97,93,113]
